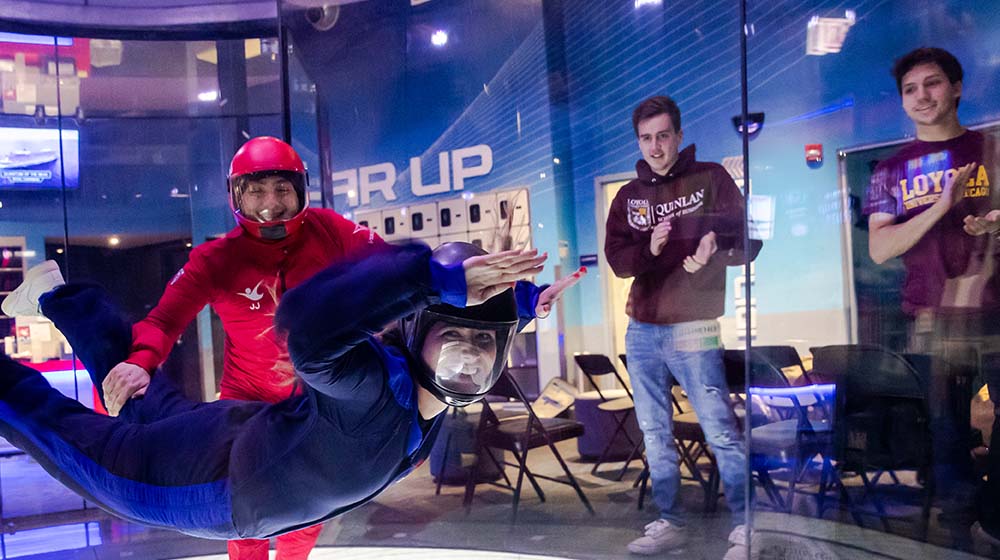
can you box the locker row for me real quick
[351,188,530,242]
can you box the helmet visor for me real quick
[230,170,305,223]
[415,310,517,402]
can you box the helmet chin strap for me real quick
[258,224,289,240]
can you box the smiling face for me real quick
[637,113,683,176]
[900,62,962,132]
[420,323,498,394]
[238,174,301,222]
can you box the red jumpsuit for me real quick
[126,207,381,559]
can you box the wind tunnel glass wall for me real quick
[281,1,751,559]
[2,0,1000,559]
[0,32,283,536]
[745,1,1000,559]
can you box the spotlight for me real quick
[431,30,448,47]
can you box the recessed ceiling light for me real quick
[431,30,448,47]
[108,236,120,247]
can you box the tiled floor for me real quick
[3,434,1000,559]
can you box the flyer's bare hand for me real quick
[463,249,545,306]
[535,267,587,318]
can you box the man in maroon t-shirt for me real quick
[864,47,1000,547]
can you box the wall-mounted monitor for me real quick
[0,127,79,189]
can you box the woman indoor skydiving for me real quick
[0,242,584,539]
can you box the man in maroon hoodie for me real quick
[604,95,759,557]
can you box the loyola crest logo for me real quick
[627,198,652,231]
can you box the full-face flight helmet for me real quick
[228,136,308,240]
[403,242,519,406]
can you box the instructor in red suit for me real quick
[101,136,381,559]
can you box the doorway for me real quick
[594,174,636,366]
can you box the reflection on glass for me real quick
[748,1,1000,557]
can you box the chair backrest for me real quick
[810,344,924,403]
[722,349,750,394]
[618,354,628,370]
[574,353,616,376]
[810,344,929,468]
[479,369,534,428]
[573,353,632,401]
[751,345,808,382]
[746,350,791,389]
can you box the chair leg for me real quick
[833,472,864,526]
[483,446,514,488]
[919,474,934,542]
[590,412,626,475]
[615,411,642,476]
[816,456,831,517]
[435,432,454,496]
[705,467,720,513]
[464,442,484,513]
[637,466,649,510]
[755,467,786,510]
[887,470,901,485]
[508,446,546,502]
[859,470,891,532]
[616,438,645,482]
[544,438,595,515]
[785,457,799,514]
[511,445,530,522]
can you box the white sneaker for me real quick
[974,521,1000,548]
[627,519,687,555]
[1,260,65,317]
[722,525,749,560]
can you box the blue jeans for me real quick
[626,318,746,526]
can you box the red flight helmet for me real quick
[227,136,309,240]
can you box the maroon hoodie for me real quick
[604,145,760,325]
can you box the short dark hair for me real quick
[892,47,963,95]
[632,95,682,136]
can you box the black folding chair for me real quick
[573,354,645,478]
[465,370,595,521]
[810,344,934,536]
[746,349,835,514]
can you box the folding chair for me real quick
[746,349,835,514]
[464,369,595,521]
[809,344,934,536]
[573,354,644,478]
[752,345,811,384]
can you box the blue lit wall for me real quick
[305,0,1000,337]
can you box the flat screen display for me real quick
[0,127,79,189]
